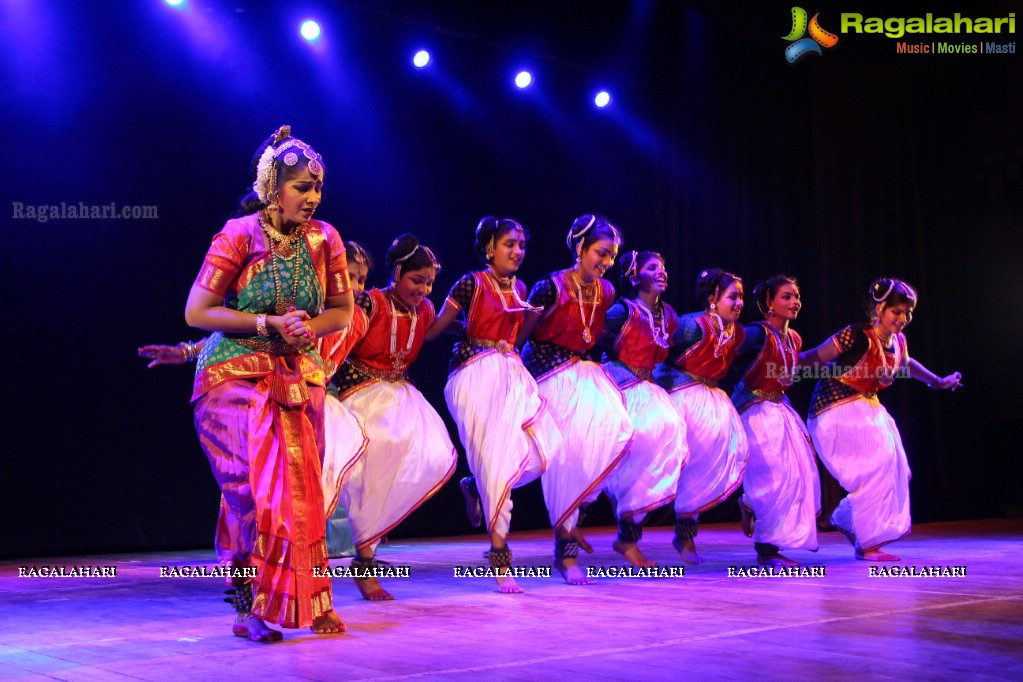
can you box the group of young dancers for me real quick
[139,127,963,642]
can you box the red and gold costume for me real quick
[731,322,819,554]
[522,269,634,532]
[808,324,912,551]
[191,213,352,628]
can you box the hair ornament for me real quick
[565,214,597,249]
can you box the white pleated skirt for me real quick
[320,393,369,516]
[667,383,749,516]
[445,350,559,538]
[740,400,819,550]
[604,380,687,523]
[536,360,635,532]
[340,380,457,552]
[808,396,911,551]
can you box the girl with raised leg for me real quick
[654,268,750,564]
[731,275,819,566]
[801,278,961,561]
[427,217,561,593]
[600,251,688,567]
[519,214,635,584]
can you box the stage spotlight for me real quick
[300,20,321,42]
[413,50,431,68]
[594,91,611,108]
[515,71,533,89]
[164,0,185,6]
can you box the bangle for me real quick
[177,341,199,362]
[256,314,269,337]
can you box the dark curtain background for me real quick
[3,0,1019,559]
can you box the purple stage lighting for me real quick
[515,71,533,89]
[413,50,431,68]
[300,20,321,42]
[594,91,611,108]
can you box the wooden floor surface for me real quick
[2,519,1021,681]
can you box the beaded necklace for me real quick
[259,211,306,315]
[708,311,734,358]
[874,328,901,387]
[386,289,418,370]
[485,268,542,313]
[635,298,669,348]
[765,323,796,388]
[571,271,601,344]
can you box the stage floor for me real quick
[2,519,1022,681]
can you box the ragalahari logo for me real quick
[783,7,839,63]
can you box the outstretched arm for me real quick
[907,357,963,391]
[138,338,207,368]
[799,336,842,367]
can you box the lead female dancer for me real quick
[332,234,458,598]
[600,250,687,567]
[731,275,819,566]
[183,125,350,640]
[801,278,961,561]
[519,214,635,584]
[427,217,561,593]
[654,268,749,564]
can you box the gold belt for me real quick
[751,388,784,403]
[468,337,515,354]
[683,371,718,389]
[350,358,407,383]
[235,337,301,355]
[625,363,653,381]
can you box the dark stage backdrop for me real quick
[3,0,1020,559]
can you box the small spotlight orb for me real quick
[594,91,611,108]
[515,71,533,89]
[164,0,185,6]
[300,20,321,42]
[413,50,431,68]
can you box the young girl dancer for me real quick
[654,268,750,564]
[519,214,635,584]
[332,234,458,598]
[427,217,560,593]
[731,275,819,566]
[801,278,962,561]
[600,251,687,567]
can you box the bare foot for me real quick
[354,576,394,601]
[757,553,799,567]
[232,615,283,642]
[495,569,525,594]
[555,556,596,585]
[572,527,594,554]
[739,499,755,538]
[674,537,703,564]
[856,548,901,562]
[613,539,656,567]
[311,610,346,634]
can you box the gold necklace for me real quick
[571,271,600,344]
[259,210,306,259]
[259,212,305,314]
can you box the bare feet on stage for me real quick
[739,498,755,539]
[495,569,524,594]
[675,537,702,564]
[354,575,394,601]
[856,548,901,562]
[613,539,657,568]
[573,526,594,554]
[555,531,596,585]
[311,610,346,634]
[757,552,799,567]
[352,555,395,601]
[232,614,283,643]
[486,543,524,593]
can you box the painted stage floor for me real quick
[2,519,1022,681]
